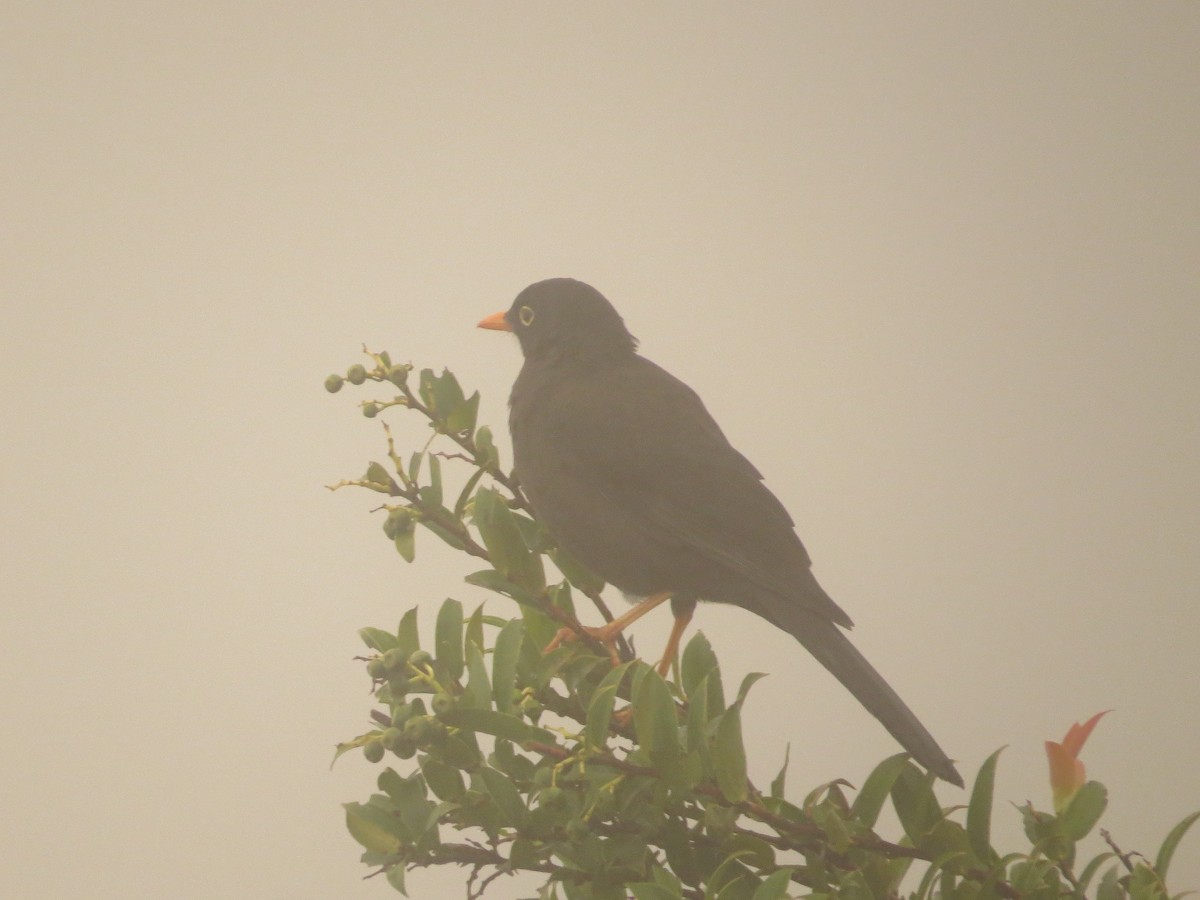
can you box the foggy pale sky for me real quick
[3,4,1198,897]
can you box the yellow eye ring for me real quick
[518,305,535,326]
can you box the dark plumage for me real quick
[479,277,962,786]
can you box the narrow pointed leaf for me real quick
[463,641,491,709]
[586,660,635,749]
[440,707,555,745]
[454,466,486,518]
[967,746,1005,864]
[890,761,942,841]
[681,631,721,705]
[769,744,790,799]
[751,867,796,900]
[435,598,464,681]
[479,766,529,827]
[421,453,443,507]
[397,608,420,656]
[714,705,749,802]
[633,666,681,765]
[1155,809,1200,878]
[492,619,524,714]
[359,627,398,653]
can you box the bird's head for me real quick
[478,278,638,362]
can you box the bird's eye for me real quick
[518,305,535,326]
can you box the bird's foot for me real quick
[543,623,623,667]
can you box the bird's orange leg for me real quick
[544,590,673,665]
[654,603,694,678]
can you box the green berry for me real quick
[381,727,403,751]
[391,702,415,726]
[408,649,432,669]
[366,658,387,680]
[404,715,431,743]
[392,734,417,759]
[538,786,565,809]
[346,364,367,385]
[362,738,385,763]
[431,693,456,716]
[388,368,408,388]
[382,647,407,672]
[362,402,379,418]
[324,374,344,393]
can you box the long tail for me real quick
[770,601,963,787]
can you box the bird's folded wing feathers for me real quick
[546,357,850,625]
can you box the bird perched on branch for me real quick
[479,277,962,786]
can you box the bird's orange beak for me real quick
[477,311,512,332]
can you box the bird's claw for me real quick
[543,624,622,667]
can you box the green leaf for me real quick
[1097,866,1122,900]
[733,671,767,708]
[890,761,942,842]
[632,665,681,766]
[419,755,466,802]
[359,627,399,653]
[430,368,466,423]
[331,731,378,768]
[966,746,1005,865]
[681,631,723,712]
[417,368,438,410]
[714,704,749,802]
[445,390,480,435]
[769,744,790,799]
[685,671,711,766]
[479,766,528,827]
[1155,809,1200,878]
[344,802,402,855]
[408,451,423,483]
[463,568,538,607]
[366,461,391,486]
[708,850,756,898]
[454,466,486,518]
[548,546,605,595]
[1061,781,1108,841]
[435,598,464,681]
[751,868,796,900]
[586,660,635,749]
[393,527,415,562]
[471,487,545,590]
[397,608,420,656]
[421,453,443,507]
[463,641,492,709]
[474,425,500,470]
[440,707,555,745]
[854,758,907,830]
[1077,853,1117,895]
[465,604,485,652]
[385,865,406,895]
[492,619,524,715]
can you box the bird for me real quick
[478,277,963,786]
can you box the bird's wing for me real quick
[541,356,850,626]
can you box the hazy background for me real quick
[3,3,1197,897]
